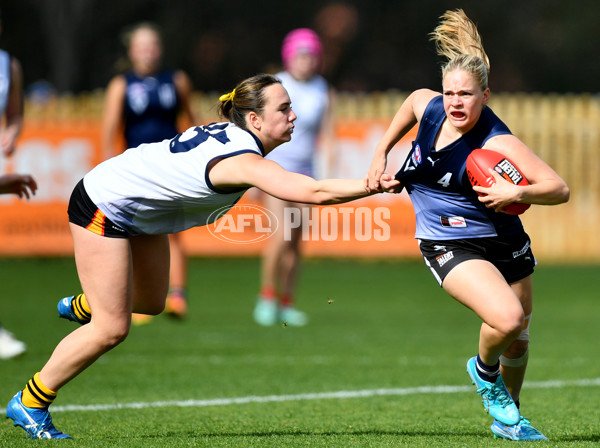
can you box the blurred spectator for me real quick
[313,3,360,90]
[254,28,334,327]
[0,7,31,360]
[0,177,39,363]
[26,80,56,104]
[102,22,197,324]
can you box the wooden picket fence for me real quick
[23,91,600,262]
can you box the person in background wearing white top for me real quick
[0,7,31,360]
[0,172,37,359]
[255,28,334,326]
[5,73,399,439]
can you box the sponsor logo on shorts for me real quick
[436,250,454,267]
[512,240,531,258]
[440,216,467,228]
[433,245,447,252]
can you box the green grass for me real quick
[0,257,599,447]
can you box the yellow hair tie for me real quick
[219,89,236,102]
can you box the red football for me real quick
[466,149,530,215]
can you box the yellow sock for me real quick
[21,372,57,409]
[72,293,91,321]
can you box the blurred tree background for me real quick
[1,0,598,95]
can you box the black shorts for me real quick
[419,233,536,286]
[68,179,129,238]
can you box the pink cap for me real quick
[281,28,323,68]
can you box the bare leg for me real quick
[279,203,303,301]
[168,232,187,292]
[39,224,169,391]
[442,259,524,365]
[500,275,533,402]
[260,196,291,296]
[131,233,170,314]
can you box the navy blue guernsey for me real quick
[396,95,524,240]
[123,70,180,149]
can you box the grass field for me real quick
[0,257,598,447]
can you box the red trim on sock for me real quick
[280,294,294,307]
[260,286,277,300]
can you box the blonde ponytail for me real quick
[429,9,490,90]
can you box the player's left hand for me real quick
[472,168,520,212]
[365,154,388,192]
[378,173,403,194]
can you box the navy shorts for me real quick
[419,233,536,286]
[68,179,129,238]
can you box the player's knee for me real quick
[496,309,524,341]
[132,293,167,315]
[95,320,130,349]
[501,313,531,361]
[144,299,165,315]
[148,305,165,316]
[501,340,529,367]
[503,338,529,359]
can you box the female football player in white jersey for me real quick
[255,28,333,327]
[6,73,399,439]
[366,9,569,442]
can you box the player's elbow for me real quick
[307,191,335,205]
[548,180,570,205]
[558,182,570,204]
[295,181,336,205]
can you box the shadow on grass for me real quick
[129,429,600,442]
[556,435,600,443]
[134,428,485,439]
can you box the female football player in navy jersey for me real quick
[367,9,569,441]
[102,22,196,322]
[6,73,399,439]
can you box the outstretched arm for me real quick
[209,153,400,205]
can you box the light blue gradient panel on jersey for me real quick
[0,50,11,113]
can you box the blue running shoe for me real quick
[57,295,90,325]
[6,391,71,439]
[491,417,548,441]
[466,356,520,425]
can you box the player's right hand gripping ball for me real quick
[466,149,530,215]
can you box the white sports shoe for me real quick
[0,326,26,359]
[280,307,308,327]
[253,298,278,326]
